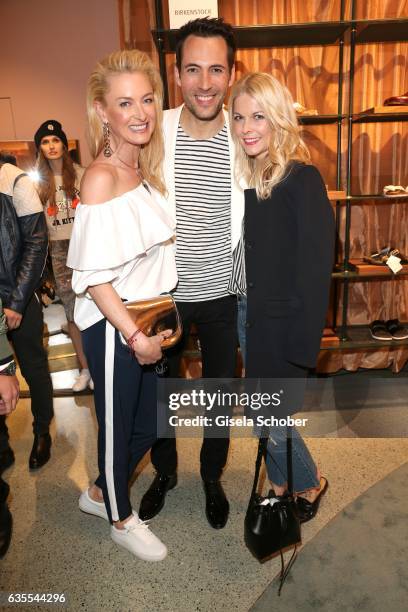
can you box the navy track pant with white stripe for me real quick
[82,318,158,522]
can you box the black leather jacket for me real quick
[0,164,48,314]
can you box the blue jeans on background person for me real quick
[237,295,319,491]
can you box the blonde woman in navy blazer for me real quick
[230,72,335,522]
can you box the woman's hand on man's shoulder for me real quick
[80,163,118,205]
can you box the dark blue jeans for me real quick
[237,295,318,491]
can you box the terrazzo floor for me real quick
[1,397,407,611]
[2,303,408,610]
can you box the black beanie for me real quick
[34,120,68,151]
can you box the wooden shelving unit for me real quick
[151,2,408,357]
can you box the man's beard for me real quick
[183,96,225,122]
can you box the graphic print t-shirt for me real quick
[45,163,84,241]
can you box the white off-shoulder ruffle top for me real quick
[67,182,177,331]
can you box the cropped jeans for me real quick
[237,295,319,491]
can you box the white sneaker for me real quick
[72,369,91,392]
[111,511,167,561]
[79,489,109,521]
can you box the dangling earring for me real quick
[103,122,112,157]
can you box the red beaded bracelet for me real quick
[126,328,143,351]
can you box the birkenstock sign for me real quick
[169,0,218,29]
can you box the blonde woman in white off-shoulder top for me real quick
[67,50,177,562]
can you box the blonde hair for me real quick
[87,49,165,195]
[229,72,310,200]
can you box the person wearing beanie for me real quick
[34,120,69,151]
[34,120,93,393]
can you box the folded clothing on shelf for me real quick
[384,92,408,106]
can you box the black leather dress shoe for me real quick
[139,473,177,521]
[29,433,52,470]
[0,477,12,558]
[203,480,229,529]
[296,477,329,524]
[0,447,15,474]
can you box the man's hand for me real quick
[0,375,20,415]
[3,308,23,330]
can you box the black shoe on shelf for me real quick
[370,320,393,341]
[0,477,12,558]
[203,480,229,529]
[386,318,408,340]
[138,472,177,521]
[29,433,52,470]
[0,447,15,474]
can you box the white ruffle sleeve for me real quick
[67,185,175,294]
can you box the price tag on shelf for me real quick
[168,0,218,29]
[386,255,403,274]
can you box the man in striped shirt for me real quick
[139,18,244,529]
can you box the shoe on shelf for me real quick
[384,92,408,106]
[0,447,15,474]
[138,473,177,521]
[79,488,109,521]
[292,102,318,115]
[369,320,393,341]
[386,319,408,340]
[72,369,92,392]
[363,246,408,266]
[203,480,229,529]
[363,246,390,265]
[110,511,167,561]
[383,185,408,197]
[29,433,51,470]
[296,477,329,524]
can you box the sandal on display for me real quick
[385,319,408,340]
[293,102,318,115]
[383,92,408,106]
[296,477,329,524]
[383,185,408,197]
[363,247,390,265]
[363,247,408,266]
[370,320,393,341]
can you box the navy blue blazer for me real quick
[245,162,335,377]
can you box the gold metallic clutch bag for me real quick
[126,294,182,349]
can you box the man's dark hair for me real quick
[0,151,17,166]
[175,17,236,72]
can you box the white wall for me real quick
[0,0,120,166]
